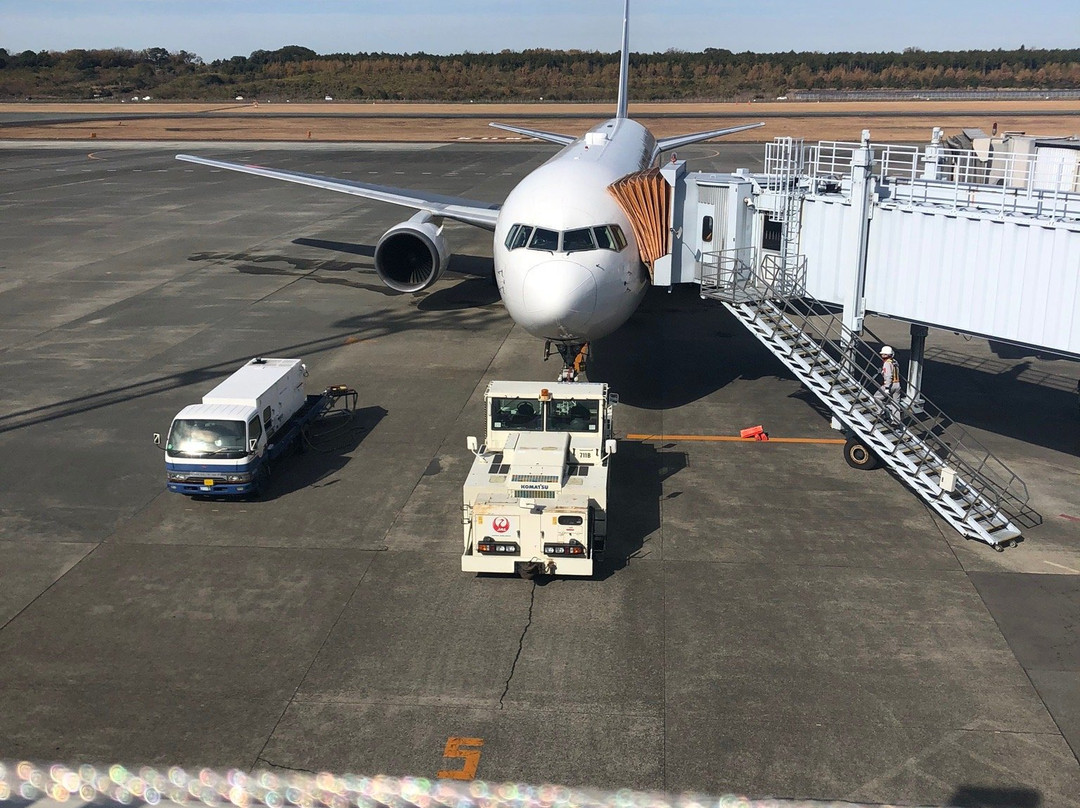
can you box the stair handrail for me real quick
[701,247,1037,527]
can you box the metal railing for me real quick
[701,248,1038,534]
[807,139,1080,221]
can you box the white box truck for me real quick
[461,380,617,578]
[154,357,340,497]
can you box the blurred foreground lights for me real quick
[0,762,901,808]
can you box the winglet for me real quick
[616,0,631,120]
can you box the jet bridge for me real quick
[609,129,1080,547]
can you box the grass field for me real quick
[2,100,1078,142]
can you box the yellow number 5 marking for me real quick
[438,736,484,780]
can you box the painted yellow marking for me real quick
[626,433,846,445]
[438,737,483,780]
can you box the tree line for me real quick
[2,44,1078,101]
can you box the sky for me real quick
[2,0,1078,60]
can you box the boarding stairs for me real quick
[699,250,1038,548]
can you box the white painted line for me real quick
[1043,560,1080,573]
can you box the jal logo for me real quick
[492,517,511,534]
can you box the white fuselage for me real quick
[492,118,656,344]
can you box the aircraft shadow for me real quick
[192,244,499,307]
[590,285,789,410]
[258,405,387,500]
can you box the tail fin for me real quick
[615,0,630,119]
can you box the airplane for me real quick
[177,1,762,379]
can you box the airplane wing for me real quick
[175,154,502,230]
[488,122,577,146]
[653,122,765,158]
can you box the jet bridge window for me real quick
[546,398,600,433]
[491,397,543,432]
[563,227,597,253]
[528,228,560,251]
[505,224,533,250]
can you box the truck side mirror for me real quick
[153,432,161,446]
[604,439,618,456]
[248,438,258,452]
[467,436,478,453]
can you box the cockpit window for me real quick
[593,225,627,251]
[593,226,617,250]
[528,228,559,251]
[508,224,626,253]
[563,228,596,253]
[505,224,533,250]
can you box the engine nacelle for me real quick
[374,212,449,293]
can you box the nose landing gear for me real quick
[545,340,590,382]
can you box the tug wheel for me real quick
[843,437,881,470]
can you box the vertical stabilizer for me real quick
[615,0,630,119]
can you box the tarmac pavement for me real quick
[0,142,1077,807]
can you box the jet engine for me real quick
[374,212,449,293]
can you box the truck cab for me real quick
[462,381,617,577]
[161,402,269,495]
[155,357,308,497]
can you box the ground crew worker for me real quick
[874,345,902,419]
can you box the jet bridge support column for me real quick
[840,130,875,337]
[904,324,928,413]
[831,130,876,434]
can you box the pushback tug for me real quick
[462,381,618,578]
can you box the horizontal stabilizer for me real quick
[489,122,577,146]
[654,122,765,158]
[175,154,500,230]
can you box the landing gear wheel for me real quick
[843,437,881,470]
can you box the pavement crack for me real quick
[254,758,318,775]
[499,581,536,709]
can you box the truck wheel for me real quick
[844,437,880,470]
[252,463,271,498]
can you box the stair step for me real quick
[724,298,1030,549]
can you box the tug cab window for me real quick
[490,397,543,431]
[546,398,600,432]
[563,227,597,253]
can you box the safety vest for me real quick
[882,358,900,388]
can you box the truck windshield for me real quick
[490,397,543,431]
[167,419,248,458]
[547,398,600,432]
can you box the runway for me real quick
[0,142,1078,806]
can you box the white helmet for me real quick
[880,345,895,357]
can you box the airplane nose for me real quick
[521,259,597,339]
